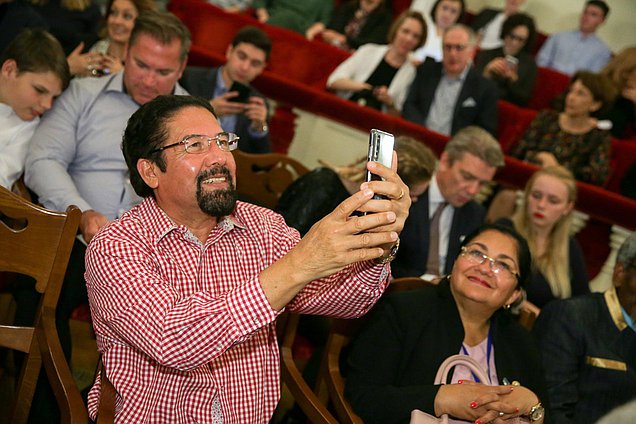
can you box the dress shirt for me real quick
[0,103,38,189]
[24,72,187,219]
[425,65,469,136]
[85,197,389,423]
[425,175,454,277]
[536,30,612,75]
[214,67,267,139]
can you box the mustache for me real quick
[197,165,233,185]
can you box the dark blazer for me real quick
[346,279,547,424]
[327,0,393,50]
[179,66,272,154]
[475,47,538,107]
[392,189,485,278]
[535,291,636,424]
[402,59,499,136]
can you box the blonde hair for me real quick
[601,47,636,91]
[512,166,577,299]
[29,0,92,11]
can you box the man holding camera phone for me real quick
[180,26,272,153]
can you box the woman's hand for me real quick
[255,8,269,23]
[306,22,326,40]
[67,42,106,77]
[434,383,516,421]
[473,385,542,424]
[373,86,395,108]
[321,29,346,47]
[101,55,123,75]
[484,57,518,81]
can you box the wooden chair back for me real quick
[234,150,309,210]
[322,277,436,424]
[0,186,85,423]
[95,356,116,424]
[278,312,339,424]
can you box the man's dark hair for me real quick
[232,26,272,61]
[460,223,532,288]
[122,95,216,198]
[586,0,610,18]
[500,13,537,54]
[129,11,192,62]
[0,28,71,90]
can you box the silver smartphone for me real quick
[365,129,394,200]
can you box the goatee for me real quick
[196,166,238,218]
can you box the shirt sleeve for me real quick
[0,119,37,189]
[536,35,555,68]
[24,81,93,212]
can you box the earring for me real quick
[503,304,511,310]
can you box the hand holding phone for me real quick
[366,129,394,200]
[229,81,251,103]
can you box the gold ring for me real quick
[396,188,404,201]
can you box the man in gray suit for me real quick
[180,26,272,153]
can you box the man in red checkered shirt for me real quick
[85,95,411,423]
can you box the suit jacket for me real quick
[392,189,485,278]
[535,289,636,424]
[402,59,499,136]
[345,279,547,424]
[179,66,272,154]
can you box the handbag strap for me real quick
[434,354,490,385]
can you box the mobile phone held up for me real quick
[366,129,394,200]
[229,81,251,103]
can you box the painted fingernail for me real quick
[515,408,520,413]
[470,401,478,409]
[475,420,482,424]
[458,379,463,384]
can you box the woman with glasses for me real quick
[475,13,537,107]
[496,166,589,315]
[345,224,546,423]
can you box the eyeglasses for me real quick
[151,133,240,154]
[460,246,519,280]
[506,34,528,43]
[443,43,468,52]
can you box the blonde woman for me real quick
[497,166,589,313]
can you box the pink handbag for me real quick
[409,354,526,424]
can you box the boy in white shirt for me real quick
[0,28,69,189]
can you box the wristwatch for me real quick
[374,238,400,264]
[527,402,544,421]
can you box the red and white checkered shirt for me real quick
[85,197,390,423]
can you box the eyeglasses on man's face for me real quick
[443,43,468,52]
[460,246,519,280]
[151,132,240,154]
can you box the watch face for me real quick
[530,406,545,421]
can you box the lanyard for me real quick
[461,325,493,384]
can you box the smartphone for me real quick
[505,55,519,69]
[365,129,394,200]
[229,81,251,103]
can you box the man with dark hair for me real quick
[85,94,410,422]
[0,28,69,189]
[392,126,504,278]
[180,25,273,153]
[21,10,190,388]
[537,0,611,75]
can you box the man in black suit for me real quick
[392,126,504,278]
[403,24,499,136]
[180,26,272,153]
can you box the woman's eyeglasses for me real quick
[460,246,519,280]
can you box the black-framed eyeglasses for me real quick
[506,34,528,43]
[151,132,240,154]
[443,43,468,52]
[460,246,519,280]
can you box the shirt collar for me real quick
[216,67,229,93]
[442,63,471,82]
[429,174,446,207]
[138,197,248,246]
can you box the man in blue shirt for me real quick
[537,0,612,75]
[180,26,272,153]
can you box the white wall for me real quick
[467,0,636,52]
